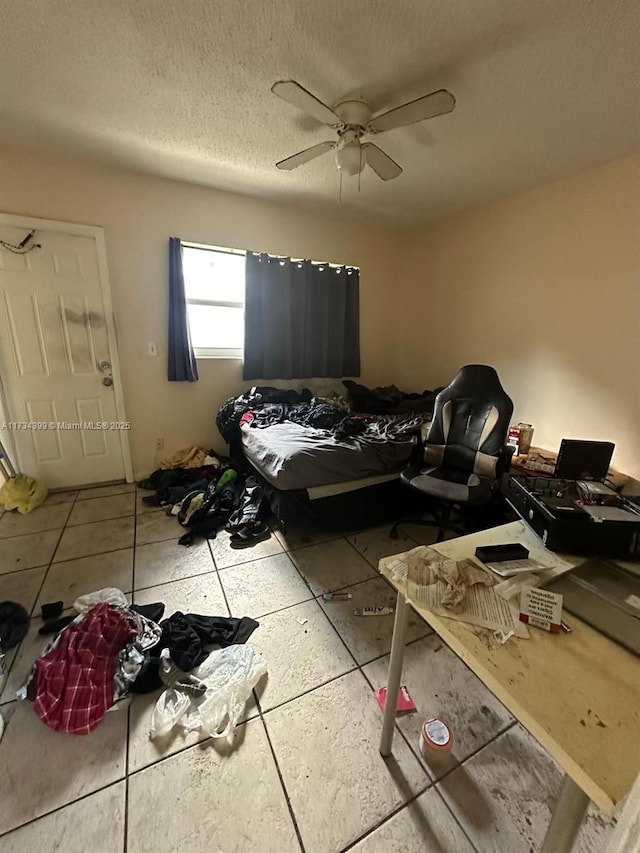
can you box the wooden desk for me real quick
[378,521,640,852]
[511,446,630,490]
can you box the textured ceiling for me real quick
[1,0,639,227]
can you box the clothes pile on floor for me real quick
[0,601,30,652]
[19,588,265,738]
[158,445,220,471]
[139,450,271,548]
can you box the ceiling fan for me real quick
[271,80,456,181]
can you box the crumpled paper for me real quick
[407,546,494,607]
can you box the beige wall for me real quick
[2,141,639,483]
[0,143,400,478]
[396,152,640,479]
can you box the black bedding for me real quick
[216,382,437,491]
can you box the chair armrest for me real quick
[407,428,426,467]
[497,444,516,475]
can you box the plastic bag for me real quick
[150,644,267,740]
[150,688,192,738]
[0,474,48,514]
[74,587,129,612]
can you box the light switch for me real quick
[148,341,158,356]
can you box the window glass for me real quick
[186,304,244,351]
[182,245,245,353]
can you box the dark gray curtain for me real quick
[243,253,360,380]
[168,237,198,382]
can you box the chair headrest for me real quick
[437,365,512,412]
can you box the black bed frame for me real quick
[232,443,416,535]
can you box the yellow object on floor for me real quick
[0,473,48,514]
[159,446,207,469]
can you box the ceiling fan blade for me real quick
[271,80,342,127]
[367,89,455,133]
[362,143,403,181]
[276,141,335,171]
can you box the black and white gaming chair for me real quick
[390,365,514,541]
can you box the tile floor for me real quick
[0,485,617,852]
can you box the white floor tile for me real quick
[0,700,126,836]
[265,670,429,853]
[0,619,50,705]
[0,503,72,538]
[437,724,617,853]
[0,566,47,614]
[66,492,135,526]
[0,499,613,853]
[396,524,438,547]
[319,576,430,664]
[133,571,228,617]
[135,511,184,546]
[288,538,377,596]
[77,482,135,500]
[35,548,134,611]
[273,521,340,552]
[127,719,300,853]
[53,517,135,562]
[350,788,475,852]
[0,530,61,574]
[210,529,284,570]
[251,599,355,711]
[42,490,78,506]
[136,492,164,514]
[134,537,214,589]
[0,781,126,853]
[364,634,514,778]
[219,552,313,618]
[347,525,416,569]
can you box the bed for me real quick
[240,420,419,492]
[217,382,437,530]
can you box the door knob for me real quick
[103,376,114,387]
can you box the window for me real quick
[182,242,246,358]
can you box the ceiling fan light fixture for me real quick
[335,142,363,176]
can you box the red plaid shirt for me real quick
[34,602,137,735]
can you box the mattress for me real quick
[241,421,416,491]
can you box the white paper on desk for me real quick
[387,557,409,583]
[405,547,527,637]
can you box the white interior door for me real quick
[0,217,132,489]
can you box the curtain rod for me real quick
[250,251,359,270]
[181,240,246,256]
[180,241,359,270]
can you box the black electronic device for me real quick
[554,439,615,481]
[506,475,640,557]
[475,543,530,563]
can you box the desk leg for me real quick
[540,773,590,853]
[379,591,410,757]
